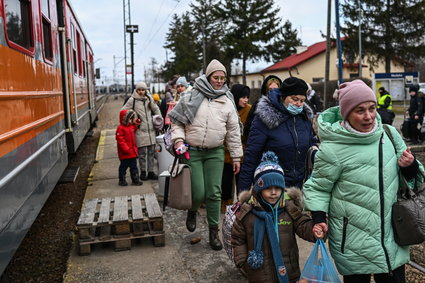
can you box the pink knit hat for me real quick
[338,80,377,120]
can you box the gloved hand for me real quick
[176,144,190,160]
[134,118,141,126]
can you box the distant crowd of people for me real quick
[114,59,423,283]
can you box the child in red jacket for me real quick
[116,109,143,186]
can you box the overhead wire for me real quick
[141,0,166,50]
[136,0,183,63]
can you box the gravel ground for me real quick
[1,95,425,282]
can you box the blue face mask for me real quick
[286,103,303,115]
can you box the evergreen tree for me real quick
[190,0,227,73]
[215,0,295,84]
[263,20,302,63]
[341,0,425,73]
[163,13,202,79]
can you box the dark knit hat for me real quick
[409,85,419,93]
[230,84,250,110]
[253,151,285,194]
[279,77,308,97]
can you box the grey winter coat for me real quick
[122,91,161,147]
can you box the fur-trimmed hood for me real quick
[119,109,135,126]
[255,95,314,129]
[238,186,304,210]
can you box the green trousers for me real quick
[186,146,224,226]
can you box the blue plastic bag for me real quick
[300,239,341,283]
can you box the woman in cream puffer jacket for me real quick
[169,59,242,251]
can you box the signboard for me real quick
[126,25,139,33]
[374,72,419,79]
[373,72,420,101]
[126,65,132,75]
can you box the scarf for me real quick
[341,119,378,135]
[248,206,289,283]
[168,75,235,125]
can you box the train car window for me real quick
[42,18,52,60]
[71,24,78,74]
[76,31,82,76]
[40,0,49,18]
[82,39,86,77]
[40,0,52,61]
[4,0,34,50]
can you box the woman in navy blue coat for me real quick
[238,77,315,191]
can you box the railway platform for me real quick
[63,127,317,283]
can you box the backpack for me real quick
[303,145,319,185]
[222,202,241,263]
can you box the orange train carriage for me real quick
[0,0,104,275]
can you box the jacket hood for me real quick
[260,75,282,96]
[230,84,250,111]
[255,94,314,129]
[238,186,304,210]
[119,109,134,126]
[318,106,383,145]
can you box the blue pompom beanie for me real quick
[253,151,285,195]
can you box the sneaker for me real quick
[118,180,128,186]
[148,172,158,180]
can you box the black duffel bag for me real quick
[383,124,425,245]
[392,173,425,246]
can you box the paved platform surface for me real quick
[63,129,320,283]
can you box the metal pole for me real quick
[358,0,362,78]
[130,31,135,90]
[335,0,343,85]
[324,0,332,110]
[128,0,132,91]
[123,0,127,94]
[128,0,131,25]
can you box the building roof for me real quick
[262,40,335,73]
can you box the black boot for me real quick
[118,179,128,186]
[130,170,143,186]
[186,210,197,232]
[209,225,223,251]
[148,172,158,180]
[140,171,148,181]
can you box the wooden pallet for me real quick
[77,193,165,255]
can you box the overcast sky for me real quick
[71,0,331,84]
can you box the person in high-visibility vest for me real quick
[377,87,395,125]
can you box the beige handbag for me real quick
[167,157,192,210]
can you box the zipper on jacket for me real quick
[378,134,392,274]
[341,217,348,253]
[293,116,299,177]
[143,100,153,142]
[201,99,210,147]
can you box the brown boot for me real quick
[209,225,223,251]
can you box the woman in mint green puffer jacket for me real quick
[304,80,423,283]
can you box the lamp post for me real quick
[335,0,343,85]
[358,0,363,78]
